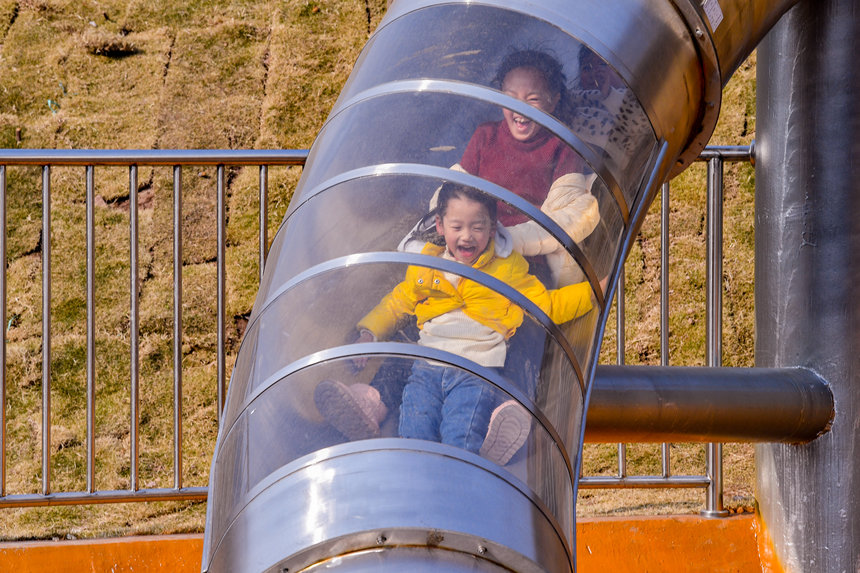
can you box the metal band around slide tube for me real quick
[244,251,586,392]
[221,341,576,507]
[329,79,629,223]
[276,163,606,307]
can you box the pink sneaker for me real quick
[314,380,388,440]
[479,400,531,465]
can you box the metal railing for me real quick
[0,146,752,511]
[0,150,305,507]
[579,145,755,518]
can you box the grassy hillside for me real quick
[0,0,756,539]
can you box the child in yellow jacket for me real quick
[317,183,595,462]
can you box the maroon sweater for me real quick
[460,121,584,227]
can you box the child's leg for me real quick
[502,319,545,401]
[398,361,444,442]
[439,368,497,454]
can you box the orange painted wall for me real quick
[577,515,761,572]
[0,534,204,573]
[0,516,763,572]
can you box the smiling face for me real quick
[435,194,495,266]
[501,65,561,142]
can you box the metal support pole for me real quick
[41,165,51,496]
[86,166,96,493]
[702,156,728,517]
[660,182,671,478]
[129,165,140,492]
[756,1,860,569]
[615,267,627,479]
[0,165,5,497]
[259,165,268,282]
[173,165,183,489]
[216,165,226,420]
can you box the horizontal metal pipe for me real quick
[578,475,710,490]
[0,149,309,166]
[695,144,754,162]
[585,365,833,443]
[0,487,208,508]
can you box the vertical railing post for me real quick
[616,267,627,479]
[41,165,51,496]
[216,165,226,420]
[0,165,6,497]
[660,181,672,478]
[85,165,96,493]
[702,156,729,517]
[173,165,183,490]
[129,165,140,492]
[259,165,268,282]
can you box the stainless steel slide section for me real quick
[202,1,801,571]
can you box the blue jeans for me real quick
[501,318,545,401]
[399,361,499,454]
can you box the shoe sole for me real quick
[480,401,531,465]
[314,380,380,441]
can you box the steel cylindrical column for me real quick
[755,1,860,570]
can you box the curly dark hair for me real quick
[492,48,574,124]
[492,49,568,95]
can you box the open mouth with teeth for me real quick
[454,244,478,262]
[513,116,531,130]
[508,114,539,140]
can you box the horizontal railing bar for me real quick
[0,487,208,508]
[0,149,309,166]
[694,144,754,162]
[578,476,710,489]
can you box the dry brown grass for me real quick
[0,0,756,539]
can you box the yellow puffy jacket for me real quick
[358,241,593,341]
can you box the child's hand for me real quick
[350,330,375,372]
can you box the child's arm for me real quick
[356,270,422,341]
[508,255,595,324]
[507,172,600,257]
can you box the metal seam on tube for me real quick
[217,345,578,556]
[229,341,571,481]
[275,163,605,307]
[222,438,574,571]
[41,165,51,496]
[86,165,96,493]
[226,343,576,509]
[240,251,586,394]
[329,79,630,222]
